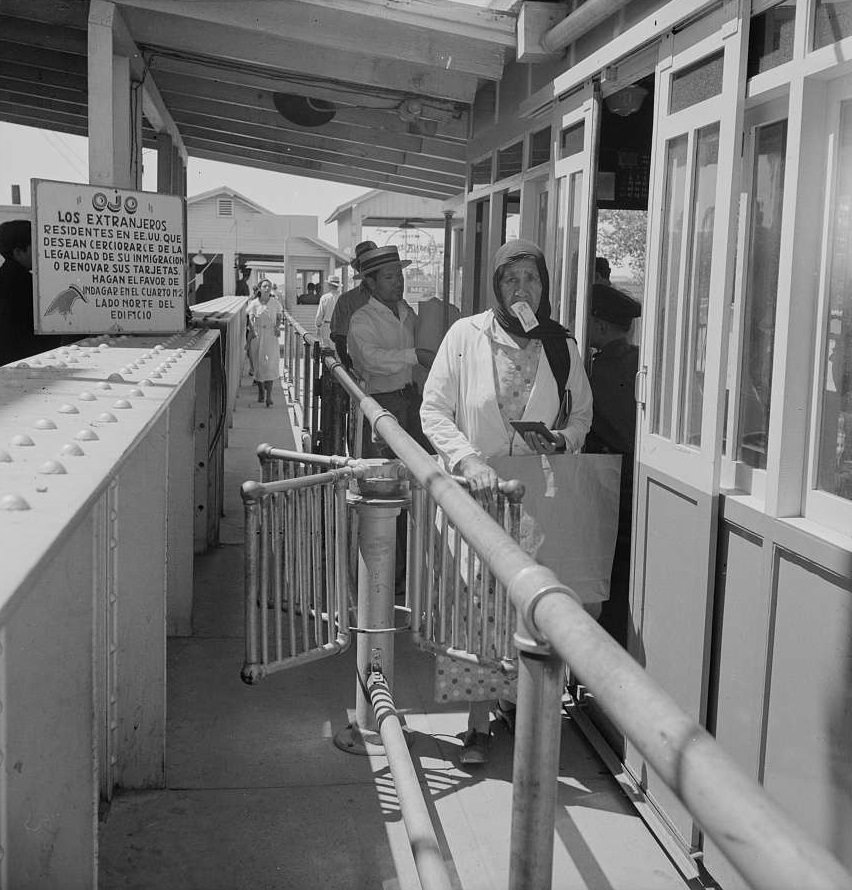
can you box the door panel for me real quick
[628,468,717,847]
[628,12,746,856]
[552,83,600,347]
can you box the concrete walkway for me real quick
[98,369,692,890]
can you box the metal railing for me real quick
[274,309,852,890]
[409,476,523,672]
[279,314,359,456]
[367,670,454,890]
[241,463,352,683]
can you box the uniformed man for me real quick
[585,282,641,648]
[586,283,641,455]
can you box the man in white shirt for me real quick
[347,245,434,457]
[315,275,341,347]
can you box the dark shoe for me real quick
[459,729,489,765]
[266,398,273,407]
[494,701,516,735]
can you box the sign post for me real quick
[32,179,186,334]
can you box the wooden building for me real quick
[187,186,348,306]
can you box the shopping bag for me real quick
[491,453,622,605]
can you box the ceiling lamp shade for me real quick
[605,85,648,117]
[192,251,207,266]
[272,93,336,127]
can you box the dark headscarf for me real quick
[491,239,573,408]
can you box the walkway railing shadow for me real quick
[268,310,852,890]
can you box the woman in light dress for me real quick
[248,278,283,407]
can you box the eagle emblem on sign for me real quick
[44,284,88,318]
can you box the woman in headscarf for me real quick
[420,238,592,764]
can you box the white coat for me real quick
[420,310,592,471]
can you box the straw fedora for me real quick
[357,245,411,277]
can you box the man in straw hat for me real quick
[329,239,376,367]
[347,244,435,457]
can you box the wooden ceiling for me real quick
[0,0,521,199]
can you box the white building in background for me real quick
[326,188,464,305]
[187,186,348,308]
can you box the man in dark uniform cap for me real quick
[586,283,642,454]
[586,282,642,648]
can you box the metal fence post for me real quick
[302,338,312,439]
[293,333,301,403]
[508,614,565,890]
[310,341,322,450]
[334,467,407,754]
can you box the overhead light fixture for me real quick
[192,250,207,266]
[272,93,336,127]
[605,85,648,117]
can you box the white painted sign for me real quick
[32,180,186,334]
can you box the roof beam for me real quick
[0,14,87,56]
[142,53,466,124]
[110,0,509,80]
[157,90,467,162]
[89,0,187,162]
[167,107,465,178]
[115,7,481,103]
[0,84,87,119]
[0,0,88,29]
[0,100,89,134]
[0,61,87,102]
[186,143,457,200]
[180,128,463,192]
[278,0,517,45]
[0,41,87,77]
[151,70,467,143]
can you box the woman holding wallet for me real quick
[420,238,592,764]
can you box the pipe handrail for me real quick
[367,671,454,890]
[310,349,852,890]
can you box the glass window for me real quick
[748,1,795,77]
[472,198,489,313]
[565,172,584,331]
[497,142,523,180]
[473,82,496,135]
[560,122,585,159]
[502,191,521,242]
[552,173,584,329]
[814,0,852,49]
[652,135,688,437]
[529,127,552,168]
[469,157,492,189]
[679,124,720,448]
[536,190,549,255]
[552,178,567,323]
[670,51,724,114]
[736,120,787,469]
[816,100,852,500]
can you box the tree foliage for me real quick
[596,210,648,278]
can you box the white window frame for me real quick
[804,75,852,537]
[720,95,790,502]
